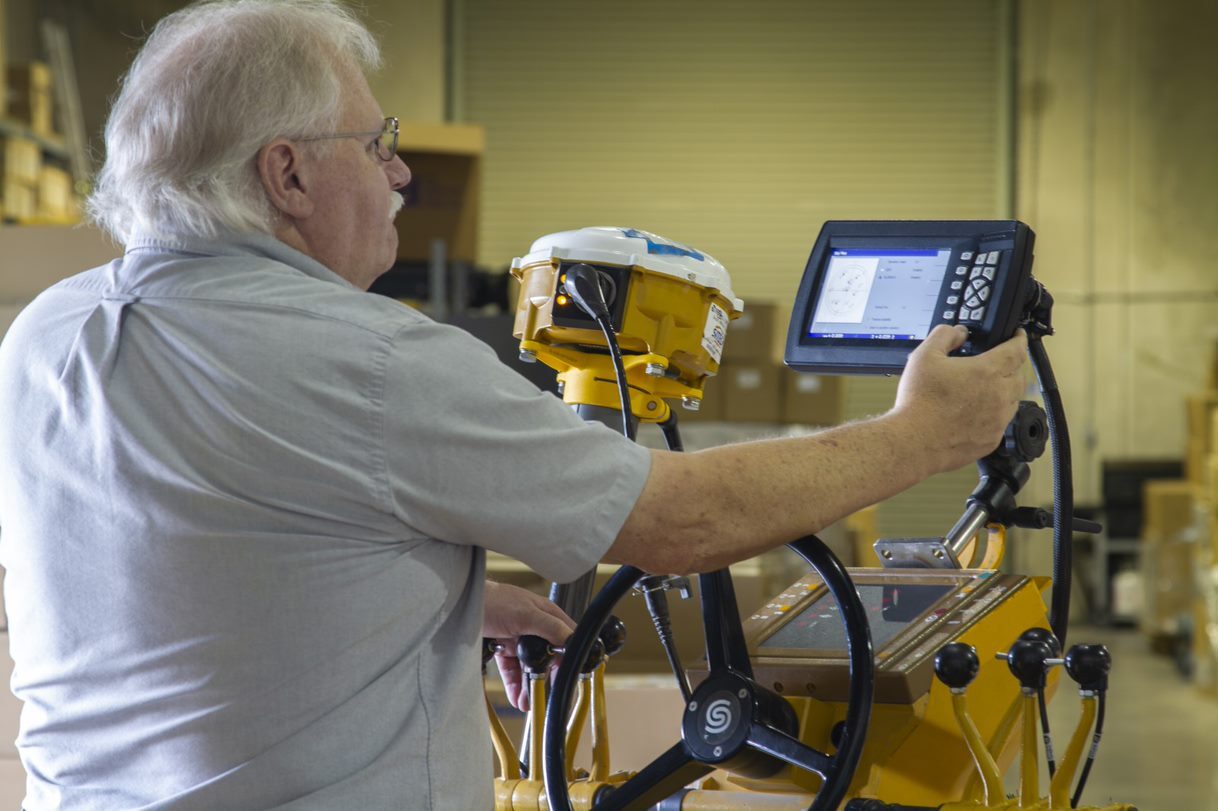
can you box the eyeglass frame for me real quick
[297,116,399,162]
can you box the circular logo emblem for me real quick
[700,691,740,744]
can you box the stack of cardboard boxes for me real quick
[1,60,79,223]
[690,301,844,426]
[1188,348,1218,693]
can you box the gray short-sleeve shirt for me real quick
[0,232,652,809]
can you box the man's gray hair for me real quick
[87,0,381,244]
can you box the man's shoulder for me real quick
[117,247,431,340]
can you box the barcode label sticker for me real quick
[702,304,729,363]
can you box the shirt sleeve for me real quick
[379,316,653,583]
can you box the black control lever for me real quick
[1008,507,1102,534]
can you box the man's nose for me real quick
[386,154,411,190]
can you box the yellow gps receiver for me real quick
[510,227,742,424]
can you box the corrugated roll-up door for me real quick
[459,0,1012,539]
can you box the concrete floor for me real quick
[1039,625,1218,811]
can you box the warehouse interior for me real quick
[0,0,1215,808]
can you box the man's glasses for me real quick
[298,116,399,162]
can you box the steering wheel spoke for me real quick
[591,741,712,810]
[543,536,874,811]
[700,570,754,677]
[747,721,834,777]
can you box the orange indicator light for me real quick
[556,294,569,306]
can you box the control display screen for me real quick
[760,583,953,653]
[807,249,951,341]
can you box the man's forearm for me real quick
[606,410,945,575]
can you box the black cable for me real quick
[1029,335,1073,648]
[562,264,634,440]
[639,581,693,702]
[1071,692,1105,808]
[658,412,683,452]
[593,312,635,440]
[1037,687,1056,777]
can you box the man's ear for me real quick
[257,139,314,220]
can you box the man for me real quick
[0,1,1026,809]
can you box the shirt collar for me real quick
[123,229,357,290]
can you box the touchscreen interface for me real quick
[807,249,951,341]
[760,583,953,653]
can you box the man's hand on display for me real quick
[483,580,576,711]
[893,324,1029,474]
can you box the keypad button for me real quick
[970,267,983,279]
[986,251,1000,265]
[943,309,957,320]
[978,287,990,301]
[961,251,974,261]
[946,295,959,305]
[971,307,987,320]
[956,265,969,276]
[950,280,964,290]
[982,267,995,280]
[966,295,981,307]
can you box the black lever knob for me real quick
[517,635,555,675]
[1018,627,1061,657]
[599,615,628,658]
[1064,644,1111,692]
[580,639,608,675]
[934,642,980,690]
[1005,638,1056,690]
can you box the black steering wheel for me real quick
[543,534,875,811]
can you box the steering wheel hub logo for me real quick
[699,691,742,744]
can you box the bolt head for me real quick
[645,363,666,377]
[688,701,698,712]
[713,746,723,757]
[681,395,702,412]
[519,350,537,363]
[737,688,748,699]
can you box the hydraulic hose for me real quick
[1028,334,1073,648]
[1071,692,1105,808]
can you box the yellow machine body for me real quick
[489,227,1134,811]
[510,227,742,422]
[697,572,1056,806]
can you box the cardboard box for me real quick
[37,166,76,220]
[782,371,844,426]
[1,179,37,221]
[1188,392,1218,449]
[719,361,782,423]
[1141,537,1193,636]
[7,62,54,136]
[847,506,881,568]
[723,302,776,362]
[1143,480,1196,542]
[0,136,40,185]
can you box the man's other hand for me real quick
[894,325,1029,474]
[483,580,576,711]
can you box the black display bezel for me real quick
[784,221,1035,376]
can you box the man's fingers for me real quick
[918,323,969,355]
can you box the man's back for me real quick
[0,233,649,808]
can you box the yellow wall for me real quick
[1016,0,1218,505]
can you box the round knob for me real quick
[934,642,980,689]
[1018,627,1061,657]
[580,639,607,674]
[1006,638,1055,690]
[517,635,554,674]
[599,615,628,658]
[1064,644,1111,692]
